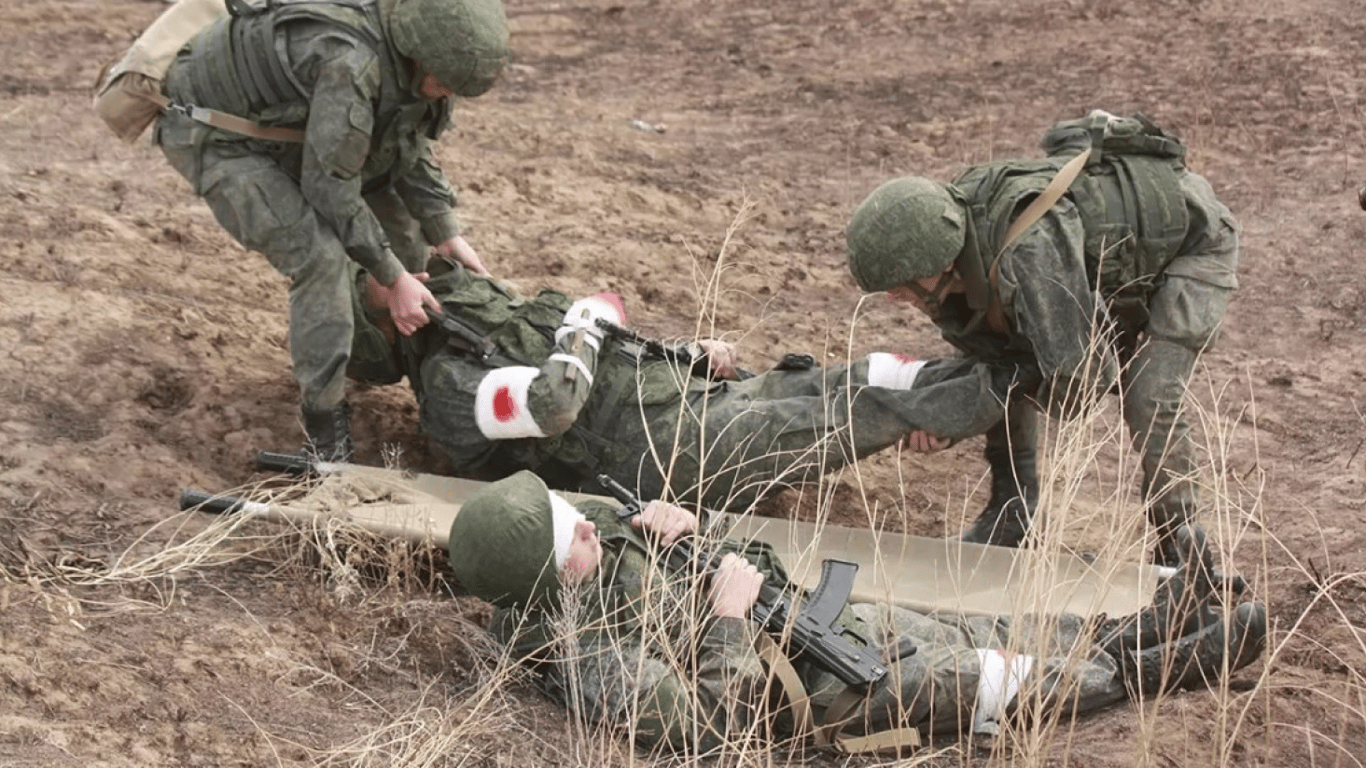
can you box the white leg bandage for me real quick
[867,352,926,390]
[475,366,547,439]
[971,648,1035,735]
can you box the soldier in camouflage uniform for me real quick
[155,0,509,461]
[444,470,1266,752]
[845,113,1240,565]
[344,258,1032,511]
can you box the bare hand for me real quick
[631,499,698,547]
[901,429,953,453]
[709,552,764,618]
[696,339,739,380]
[386,271,442,336]
[432,235,490,276]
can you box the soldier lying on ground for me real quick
[344,258,1030,511]
[845,112,1240,566]
[445,470,1267,753]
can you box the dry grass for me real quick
[9,271,1364,768]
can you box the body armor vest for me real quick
[173,0,448,188]
[953,151,1190,317]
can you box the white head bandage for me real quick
[867,352,927,391]
[549,492,586,569]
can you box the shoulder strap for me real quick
[980,148,1092,333]
[996,147,1092,258]
[755,633,923,755]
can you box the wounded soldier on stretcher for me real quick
[443,471,1266,753]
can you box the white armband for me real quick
[475,366,547,439]
[867,352,926,390]
[971,648,1034,735]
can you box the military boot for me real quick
[1147,498,1194,568]
[958,415,1037,548]
[1096,525,1218,656]
[303,402,353,464]
[1117,600,1267,699]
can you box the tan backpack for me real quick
[93,0,229,143]
[93,0,303,144]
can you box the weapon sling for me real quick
[982,148,1092,333]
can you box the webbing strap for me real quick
[754,632,814,738]
[982,148,1092,333]
[142,90,306,143]
[755,634,923,755]
[997,148,1092,258]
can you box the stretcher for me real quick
[181,452,1168,618]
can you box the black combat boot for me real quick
[1147,497,1195,568]
[1116,600,1267,699]
[303,402,353,464]
[1096,525,1219,656]
[958,414,1037,548]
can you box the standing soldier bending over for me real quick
[845,112,1240,565]
[156,0,509,461]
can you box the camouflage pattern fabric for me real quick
[416,327,1020,511]
[155,7,463,409]
[490,505,1128,751]
[934,169,1239,512]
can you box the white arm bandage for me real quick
[475,366,548,439]
[549,492,586,569]
[867,352,927,391]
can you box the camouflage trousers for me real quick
[1123,171,1240,513]
[807,602,1125,736]
[156,112,428,410]
[610,357,1012,511]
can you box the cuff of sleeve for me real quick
[420,210,461,246]
[705,616,757,649]
[369,250,408,288]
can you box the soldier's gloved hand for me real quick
[385,271,442,336]
[901,429,954,453]
[432,234,490,276]
[709,552,764,619]
[555,292,626,349]
[631,499,698,546]
[696,339,740,380]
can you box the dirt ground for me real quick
[2,0,1365,765]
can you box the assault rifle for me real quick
[596,474,903,691]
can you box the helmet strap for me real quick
[901,270,957,318]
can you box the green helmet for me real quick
[846,176,967,292]
[387,0,509,98]
[447,471,561,609]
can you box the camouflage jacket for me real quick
[936,163,1239,415]
[163,0,459,286]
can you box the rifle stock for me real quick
[596,474,890,690]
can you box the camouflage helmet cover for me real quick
[447,470,561,610]
[386,0,509,97]
[846,176,968,292]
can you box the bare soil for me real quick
[2,0,1364,765]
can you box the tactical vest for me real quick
[171,0,449,188]
[952,150,1189,326]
